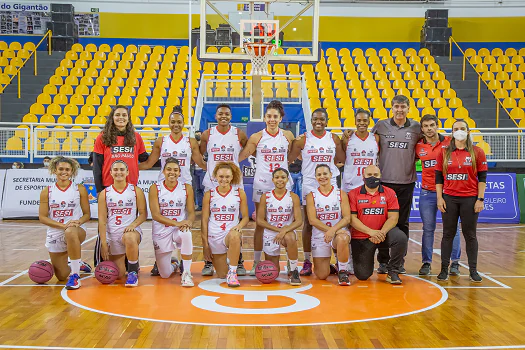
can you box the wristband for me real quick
[477,197,484,202]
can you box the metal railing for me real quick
[448,37,518,128]
[0,30,53,98]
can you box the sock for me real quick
[229,265,238,273]
[304,252,311,261]
[128,260,139,273]
[254,251,262,263]
[183,260,191,273]
[70,259,81,275]
[338,260,348,272]
[289,259,298,272]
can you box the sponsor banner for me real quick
[409,172,520,224]
[0,170,6,217]
[516,174,525,224]
[0,2,50,11]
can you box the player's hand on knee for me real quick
[274,231,287,245]
[324,228,336,243]
[65,220,80,228]
[124,225,136,233]
[101,242,110,261]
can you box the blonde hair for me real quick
[48,156,80,178]
[212,162,242,185]
[443,119,476,175]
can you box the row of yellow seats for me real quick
[204,46,311,55]
[481,71,524,82]
[494,88,525,99]
[47,76,188,94]
[0,41,35,51]
[310,84,455,99]
[328,47,431,58]
[324,61,442,75]
[333,114,475,129]
[327,54,435,67]
[54,62,180,77]
[465,48,525,58]
[475,63,525,74]
[310,77,452,91]
[70,43,184,56]
[307,71,448,86]
[49,68,187,86]
[498,98,525,109]
[470,55,524,65]
[316,94,463,110]
[63,52,183,66]
[207,86,299,99]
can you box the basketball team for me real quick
[38,94,488,290]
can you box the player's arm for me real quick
[190,138,207,170]
[336,191,351,231]
[97,190,109,260]
[333,133,346,164]
[38,187,66,230]
[256,193,279,232]
[92,135,105,194]
[306,192,330,233]
[148,184,176,227]
[287,134,304,164]
[181,183,196,228]
[234,189,250,231]
[201,191,212,261]
[238,129,248,149]
[139,136,162,170]
[284,130,295,152]
[77,185,91,226]
[380,211,399,235]
[199,129,210,156]
[283,192,303,232]
[125,187,147,232]
[238,132,260,162]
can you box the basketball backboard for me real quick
[197,0,320,63]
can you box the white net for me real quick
[244,43,276,76]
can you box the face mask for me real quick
[12,165,17,169]
[453,130,468,141]
[43,162,49,167]
[364,176,381,189]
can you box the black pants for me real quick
[441,195,479,270]
[377,182,415,264]
[351,227,408,280]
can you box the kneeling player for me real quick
[98,160,147,287]
[256,168,303,285]
[149,158,195,287]
[201,162,249,287]
[39,157,91,290]
[306,164,352,286]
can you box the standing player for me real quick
[38,157,91,290]
[149,158,195,287]
[200,104,248,276]
[306,164,351,285]
[239,100,295,275]
[416,115,461,276]
[256,168,303,285]
[288,108,345,276]
[98,160,147,287]
[436,120,487,283]
[201,162,249,287]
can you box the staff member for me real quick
[435,119,487,283]
[370,95,421,274]
[92,105,148,266]
[416,115,461,276]
[348,165,407,284]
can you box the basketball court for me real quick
[1,219,525,349]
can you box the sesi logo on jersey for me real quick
[318,212,339,220]
[446,173,468,180]
[213,154,234,161]
[363,208,385,215]
[423,160,437,168]
[161,208,182,217]
[264,154,285,162]
[111,208,132,215]
[111,146,134,153]
[269,214,291,222]
[214,214,234,221]
[388,141,408,149]
[353,158,373,166]
[53,209,73,218]
[311,155,332,162]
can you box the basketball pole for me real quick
[250,1,263,121]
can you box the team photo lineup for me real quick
[37,93,489,291]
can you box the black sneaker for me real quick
[338,270,350,286]
[419,263,431,276]
[171,257,179,274]
[237,253,246,276]
[289,269,301,286]
[386,272,402,284]
[377,263,388,274]
[399,266,407,274]
[329,264,338,275]
[150,262,159,276]
[469,270,483,283]
[179,260,184,276]
[437,268,449,281]
[449,262,460,276]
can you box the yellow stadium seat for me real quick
[510,89,524,99]
[369,97,384,109]
[22,113,38,123]
[510,108,525,121]
[70,94,84,105]
[408,108,420,120]
[448,97,463,109]
[106,85,121,97]
[85,94,101,105]
[421,107,435,116]
[443,88,457,99]
[40,114,56,123]
[75,114,90,124]
[438,107,452,119]
[433,97,447,108]
[80,137,95,152]
[498,56,510,65]
[510,71,523,81]
[36,93,51,105]
[490,64,503,73]
[92,115,106,125]
[411,87,425,98]
[454,107,469,119]
[47,103,62,115]
[75,84,90,95]
[102,95,116,106]
[60,136,79,151]
[354,97,369,109]
[511,56,524,65]
[63,104,78,116]
[502,97,517,109]
[57,114,73,124]
[5,136,23,151]
[494,89,508,99]
[417,97,432,108]
[487,80,501,90]
[30,103,45,115]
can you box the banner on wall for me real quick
[0,2,50,11]
[409,172,520,224]
[516,174,525,224]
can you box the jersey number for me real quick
[269,163,281,173]
[356,166,367,177]
[220,223,227,231]
[115,216,122,225]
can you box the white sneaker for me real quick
[249,261,259,276]
[181,271,194,287]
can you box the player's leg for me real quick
[418,189,436,275]
[351,239,376,281]
[312,257,330,280]
[450,220,462,276]
[282,231,301,285]
[301,206,313,276]
[122,230,141,287]
[155,251,177,278]
[211,253,228,278]
[250,201,264,276]
[332,231,351,286]
[178,228,194,287]
[64,226,87,289]
[49,251,70,281]
[383,227,408,284]
[225,229,242,287]
[202,186,215,277]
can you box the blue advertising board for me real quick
[409,173,520,224]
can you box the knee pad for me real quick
[180,229,193,256]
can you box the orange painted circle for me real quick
[63,262,447,326]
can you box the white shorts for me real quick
[302,177,338,205]
[107,226,143,256]
[263,230,297,257]
[152,227,183,254]
[45,225,87,253]
[208,231,230,255]
[311,229,350,258]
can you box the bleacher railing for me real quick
[0,30,53,98]
[449,36,518,128]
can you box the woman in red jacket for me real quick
[435,119,487,283]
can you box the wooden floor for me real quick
[1,217,525,349]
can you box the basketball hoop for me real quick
[243,42,276,76]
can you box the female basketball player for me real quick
[288,108,346,276]
[306,164,351,286]
[239,100,295,275]
[98,160,147,287]
[38,157,91,290]
[201,162,249,287]
[149,158,195,287]
[256,168,303,285]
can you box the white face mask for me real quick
[43,162,50,167]
[12,165,17,169]
[453,130,468,141]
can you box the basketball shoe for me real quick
[66,273,81,290]
[300,259,312,276]
[338,270,350,286]
[125,271,139,287]
[150,262,159,276]
[449,262,460,276]
[469,270,483,283]
[80,261,92,273]
[437,268,449,281]
[377,263,388,274]
[181,271,194,287]
[386,272,402,284]
[289,269,301,286]
[202,261,214,276]
[226,270,240,287]
[237,253,247,276]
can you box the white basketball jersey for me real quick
[263,190,294,235]
[311,187,342,239]
[203,126,243,189]
[301,131,340,181]
[47,182,83,231]
[105,184,138,233]
[254,129,291,189]
[152,181,187,237]
[342,133,379,191]
[208,187,240,235]
[159,134,192,184]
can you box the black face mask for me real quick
[364,176,380,189]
